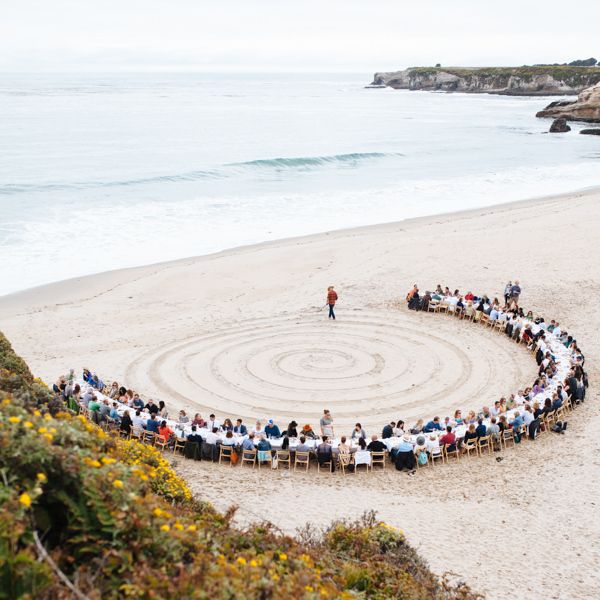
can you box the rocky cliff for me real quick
[372,66,600,96]
[536,83,600,122]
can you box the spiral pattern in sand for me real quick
[125,309,535,429]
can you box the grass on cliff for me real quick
[0,331,481,599]
[408,65,600,85]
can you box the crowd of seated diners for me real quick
[50,282,588,474]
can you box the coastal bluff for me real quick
[371,66,600,96]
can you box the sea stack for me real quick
[549,118,571,133]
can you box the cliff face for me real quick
[536,83,600,122]
[372,66,600,96]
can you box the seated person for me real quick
[256,435,272,462]
[423,416,442,432]
[510,411,524,430]
[301,424,318,439]
[109,402,121,422]
[462,424,478,448]
[242,433,256,451]
[132,393,145,410]
[186,425,203,445]
[206,414,220,431]
[264,419,281,438]
[391,435,416,471]
[367,435,387,452]
[119,410,132,434]
[253,421,264,436]
[439,426,456,450]
[351,423,367,440]
[192,413,206,428]
[475,418,487,437]
[410,419,424,434]
[426,434,440,455]
[381,422,395,439]
[145,415,160,433]
[178,410,190,424]
[295,435,312,454]
[413,435,427,456]
[234,419,248,435]
[221,431,236,446]
[487,417,500,440]
[316,436,334,471]
[337,435,351,455]
[204,427,220,445]
[285,420,298,437]
[158,421,174,442]
[393,420,405,436]
[222,418,234,432]
[145,400,159,416]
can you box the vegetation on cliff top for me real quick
[0,331,480,599]
[407,65,600,82]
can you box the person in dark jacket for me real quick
[367,435,387,452]
[381,422,395,439]
[120,410,133,435]
[475,418,487,438]
[285,420,298,438]
[233,419,248,435]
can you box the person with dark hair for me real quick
[120,410,132,435]
[316,436,334,472]
[475,418,487,438]
[381,421,395,439]
[285,420,298,437]
[351,423,366,441]
[234,418,248,435]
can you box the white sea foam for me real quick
[0,73,598,295]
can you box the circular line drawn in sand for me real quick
[124,308,535,429]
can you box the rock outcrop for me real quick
[536,83,600,122]
[371,66,600,96]
[549,118,571,133]
[580,128,600,135]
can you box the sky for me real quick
[1,0,598,73]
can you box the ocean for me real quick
[1,72,598,296]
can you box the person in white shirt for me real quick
[253,421,264,436]
[490,400,501,417]
[522,405,535,427]
[393,420,405,437]
[425,434,440,455]
[206,414,220,431]
[553,324,562,337]
[132,409,146,431]
[204,428,219,445]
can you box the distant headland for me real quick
[370,61,600,96]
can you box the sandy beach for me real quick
[1,187,599,599]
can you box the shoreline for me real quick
[2,183,599,308]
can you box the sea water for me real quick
[1,72,598,296]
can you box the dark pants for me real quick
[328,304,335,319]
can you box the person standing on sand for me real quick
[326,286,338,320]
[510,280,522,308]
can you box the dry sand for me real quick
[1,188,599,598]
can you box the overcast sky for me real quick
[1,0,598,73]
